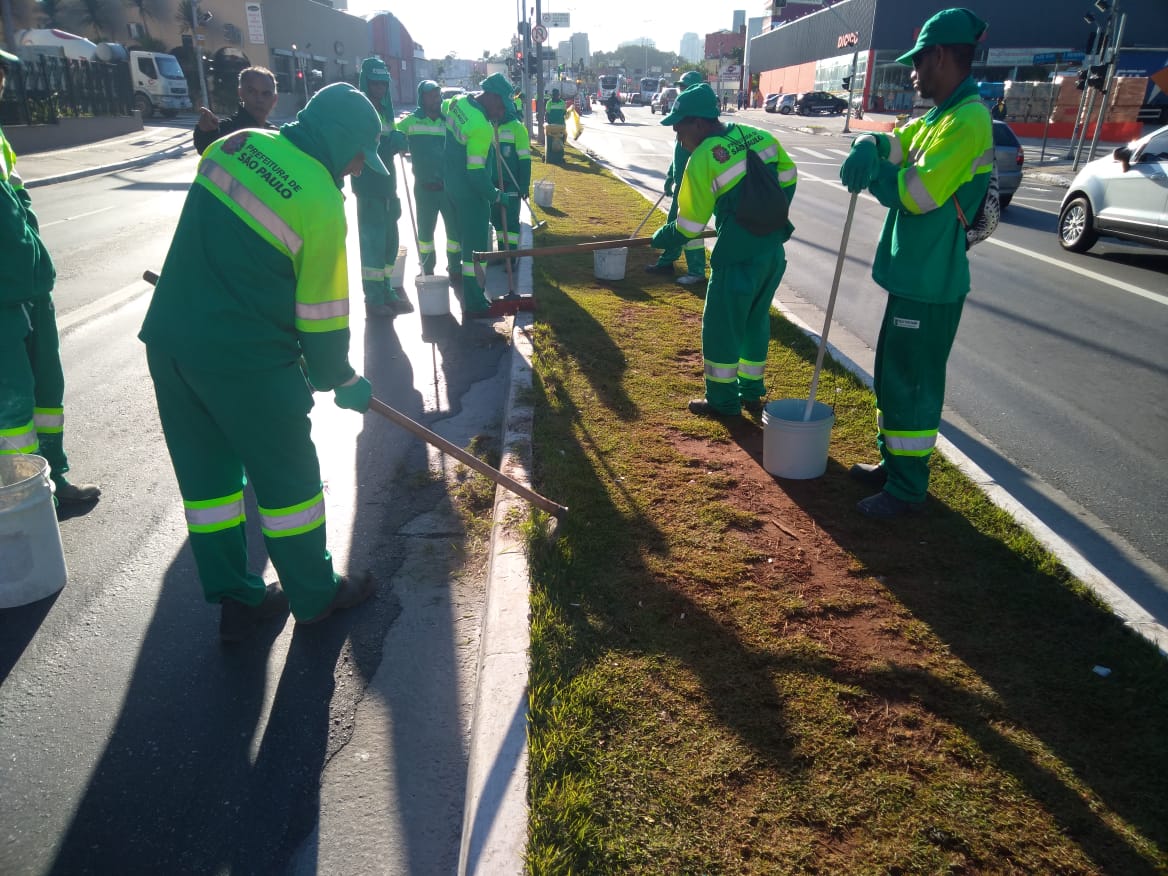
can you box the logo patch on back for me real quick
[712,145,730,163]
[221,132,249,155]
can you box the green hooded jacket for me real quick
[396,80,446,189]
[140,83,382,390]
[0,126,54,317]
[352,57,406,200]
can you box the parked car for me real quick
[992,120,1024,208]
[441,86,466,103]
[651,87,679,115]
[795,91,847,115]
[1057,125,1168,253]
[765,93,796,114]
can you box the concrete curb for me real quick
[457,311,536,876]
[25,142,194,188]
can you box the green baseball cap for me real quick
[361,57,392,82]
[679,70,704,89]
[480,72,513,100]
[660,82,719,126]
[896,7,988,66]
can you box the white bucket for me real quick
[533,179,555,208]
[0,454,68,608]
[417,274,451,317]
[761,398,835,480]
[593,246,628,281]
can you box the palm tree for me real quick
[175,0,194,33]
[76,0,112,40]
[36,0,67,27]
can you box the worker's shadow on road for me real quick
[49,539,362,874]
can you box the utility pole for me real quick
[842,47,858,134]
[1073,2,1117,171]
[1064,23,1100,159]
[1,0,17,52]
[534,0,544,146]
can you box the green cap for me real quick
[480,71,513,100]
[360,56,392,82]
[896,7,988,66]
[679,70,704,89]
[0,48,19,67]
[660,82,719,126]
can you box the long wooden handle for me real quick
[473,228,716,264]
[368,397,568,518]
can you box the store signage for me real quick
[245,2,265,45]
[837,32,859,49]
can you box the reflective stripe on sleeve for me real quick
[184,491,246,534]
[258,491,326,538]
[677,216,706,234]
[0,421,39,454]
[710,160,746,195]
[887,137,905,165]
[902,166,941,214]
[198,163,303,257]
[757,145,778,162]
[778,166,797,184]
[971,146,995,173]
[411,123,446,136]
[295,299,349,322]
[704,361,738,383]
[33,407,64,434]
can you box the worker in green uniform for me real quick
[139,83,383,641]
[397,80,460,278]
[839,8,993,519]
[646,69,708,285]
[0,49,101,506]
[491,103,532,258]
[444,72,515,316]
[651,83,798,418]
[354,57,411,317]
[544,88,567,164]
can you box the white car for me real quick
[1058,125,1168,253]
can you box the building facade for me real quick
[750,0,1168,121]
[680,32,702,64]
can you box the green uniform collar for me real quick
[922,76,980,125]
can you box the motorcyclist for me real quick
[605,91,625,122]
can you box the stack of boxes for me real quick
[1047,76,1149,126]
[1003,81,1059,123]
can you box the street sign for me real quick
[531,24,548,45]
[541,12,570,28]
[1034,50,1087,65]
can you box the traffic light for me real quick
[1075,69,1088,90]
[841,75,852,91]
[1086,63,1108,90]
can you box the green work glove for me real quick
[334,376,372,413]
[385,129,408,155]
[664,178,674,197]
[840,137,880,193]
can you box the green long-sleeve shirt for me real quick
[444,95,503,204]
[863,76,992,302]
[0,126,54,349]
[494,118,531,193]
[397,109,447,189]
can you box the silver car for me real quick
[992,121,1023,208]
[1058,125,1168,253]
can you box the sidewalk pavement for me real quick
[17,124,534,875]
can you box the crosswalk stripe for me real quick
[793,146,832,159]
[827,148,851,157]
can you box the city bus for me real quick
[598,73,624,103]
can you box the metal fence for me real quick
[0,54,134,127]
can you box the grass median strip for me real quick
[522,145,1167,874]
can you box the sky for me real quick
[343,1,748,61]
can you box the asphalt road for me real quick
[575,105,1168,623]
[0,156,507,874]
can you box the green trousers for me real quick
[653,195,707,276]
[356,194,402,305]
[873,295,965,503]
[415,184,460,276]
[0,298,70,484]
[145,348,340,621]
[546,124,566,165]
[446,190,491,312]
[491,187,522,252]
[701,248,786,414]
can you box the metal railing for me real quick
[0,54,134,127]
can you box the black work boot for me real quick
[856,491,925,520]
[220,583,290,643]
[54,479,101,505]
[644,262,675,275]
[849,462,888,487]
[299,574,376,625]
[688,399,740,418]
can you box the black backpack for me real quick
[734,128,790,237]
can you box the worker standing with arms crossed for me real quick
[646,69,708,284]
[443,73,516,317]
[650,83,798,418]
[491,100,532,261]
[0,48,101,507]
[397,80,461,280]
[138,83,383,642]
[354,57,412,317]
[839,8,993,520]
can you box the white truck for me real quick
[14,28,192,118]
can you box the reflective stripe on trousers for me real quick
[258,490,326,538]
[185,491,246,534]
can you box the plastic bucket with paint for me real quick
[593,246,627,281]
[761,398,835,480]
[416,274,451,317]
[533,179,555,208]
[0,454,68,608]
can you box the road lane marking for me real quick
[985,238,1168,307]
[827,148,851,157]
[792,146,833,160]
[56,278,153,333]
[39,205,116,229]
